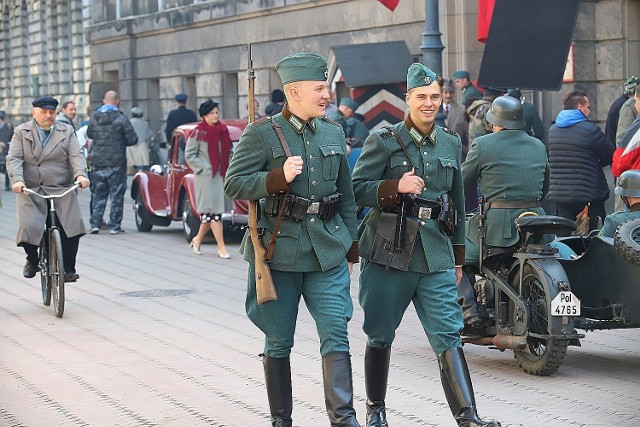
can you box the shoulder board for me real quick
[252,116,272,127]
[441,127,458,137]
[322,116,342,127]
[377,127,394,139]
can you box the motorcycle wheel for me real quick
[512,264,568,376]
[613,218,640,265]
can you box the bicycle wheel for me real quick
[49,228,65,318]
[38,236,51,306]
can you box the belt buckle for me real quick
[418,207,432,220]
[307,202,320,214]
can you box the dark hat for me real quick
[0,111,5,119]
[276,52,328,85]
[198,99,219,117]
[452,70,471,80]
[407,63,438,90]
[131,107,143,117]
[339,97,359,111]
[175,93,188,103]
[32,96,59,110]
[271,89,285,103]
[506,88,522,100]
[486,95,525,130]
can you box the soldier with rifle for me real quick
[224,50,361,426]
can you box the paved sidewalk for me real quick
[0,187,639,426]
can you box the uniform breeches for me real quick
[90,165,127,229]
[359,260,463,355]
[246,260,353,358]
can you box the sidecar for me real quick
[555,218,640,330]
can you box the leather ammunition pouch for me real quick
[265,192,342,221]
[369,211,420,271]
[437,193,459,236]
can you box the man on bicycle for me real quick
[6,96,90,282]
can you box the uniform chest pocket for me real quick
[437,157,458,191]
[319,145,344,180]
[390,153,413,176]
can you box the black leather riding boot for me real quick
[364,346,391,427]
[322,352,361,426]
[263,356,293,427]
[438,347,501,427]
[457,274,483,328]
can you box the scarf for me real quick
[192,119,232,178]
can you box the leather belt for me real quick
[485,200,540,209]
[384,205,441,220]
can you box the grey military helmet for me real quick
[615,170,640,197]
[485,95,525,130]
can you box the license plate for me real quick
[551,291,581,316]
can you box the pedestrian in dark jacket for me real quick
[546,90,614,231]
[165,93,197,143]
[87,90,138,234]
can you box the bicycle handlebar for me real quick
[22,182,81,199]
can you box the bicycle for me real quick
[22,182,80,318]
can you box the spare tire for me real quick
[614,218,640,265]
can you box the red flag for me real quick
[477,0,495,43]
[377,0,399,11]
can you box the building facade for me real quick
[0,0,638,142]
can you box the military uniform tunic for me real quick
[352,117,466,355]
[224,106,359,358]
[462,129,549,265]
[598,202,640,238]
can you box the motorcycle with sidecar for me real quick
[459,207,640,376]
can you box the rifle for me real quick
[246,42,278,304]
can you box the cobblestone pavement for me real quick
[1,187,639,427]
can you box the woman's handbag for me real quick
[370,211,419,271]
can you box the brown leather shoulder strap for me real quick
[264,120,292,262]
[385,126,415,169]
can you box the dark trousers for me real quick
[90,165,127,229]
[554,201,606,232]
[20,213,80,274]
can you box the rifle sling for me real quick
[264,120,293,262]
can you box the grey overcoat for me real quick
[6,120,88,245]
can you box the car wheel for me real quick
[182,197,200,243]
[614,218,640,265]
[134,192,153,232]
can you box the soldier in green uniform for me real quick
[460,96,549,325]
[452,70,483,106]
[599,169,640,238]
[352,63,501,427]
[224,52,361,427]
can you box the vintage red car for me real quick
[130,120,249,242]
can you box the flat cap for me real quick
[407,63,438,90]
[339,97,359,111]
[32,96,59,110]
[624,76,640,96]
[131,107,143,116]
[452,70,471,80]
[198,99,219,117]
[175,93,188,103]
[276,52,328,85]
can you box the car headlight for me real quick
[150,165,163,175]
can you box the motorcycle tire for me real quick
[613,218,640,266]
[511,264,568,376]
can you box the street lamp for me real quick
[420,0,444,74]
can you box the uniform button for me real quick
[423,152,427,155]
[312,180,317,185]
[402,161,407,166]
[425,163,429,167]
[448,162,451,166]
[306,141,310,145]
[309,155,314,159]
[310,195,316,200]
[331,150,335,154]
[335,225,339,229]
[420,221,426,225]
[422,188,427,192]
[277,231,281,234]
[310,167,315,172]
[425,176,429,180]
[310,218,316,223]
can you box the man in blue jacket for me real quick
[546,90,614,232]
